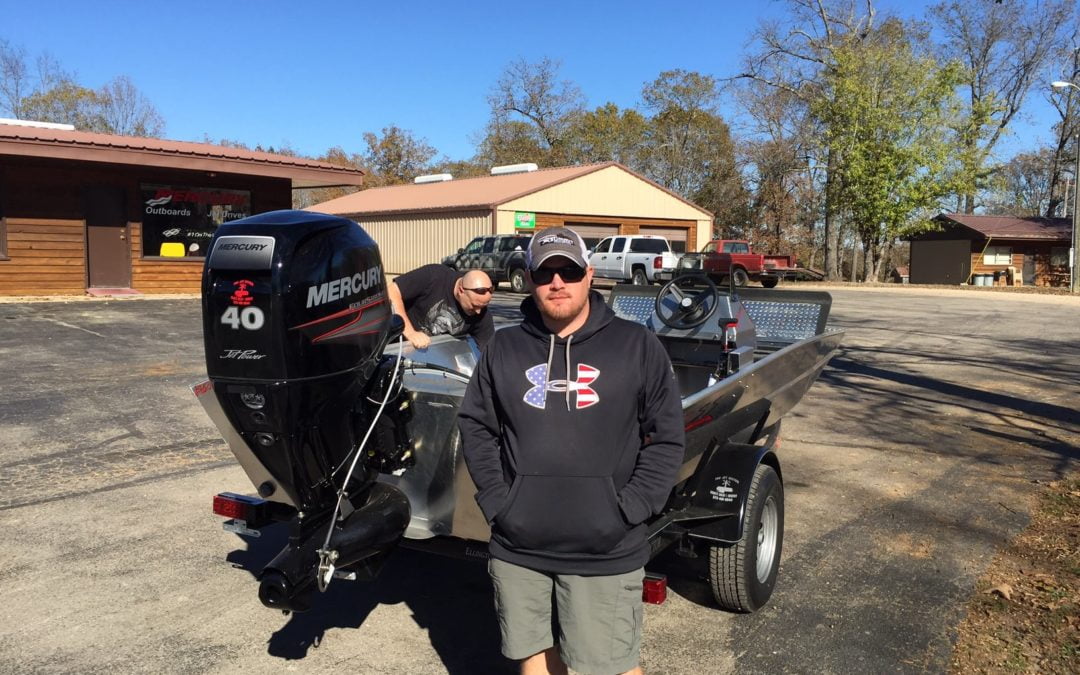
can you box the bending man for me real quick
[387,264,495,350]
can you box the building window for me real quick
[982,246,1012,265]
[140,184,250,259]
[1050,247,1069,267]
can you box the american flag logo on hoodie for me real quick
[523,363,600,410]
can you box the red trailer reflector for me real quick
[213,494,248,520]
[213,492,273,529]
[643,573,667,604]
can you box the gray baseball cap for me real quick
[526,227,588,270]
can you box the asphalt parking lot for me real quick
[0,285,1077,674]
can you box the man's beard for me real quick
[537,291,588,322]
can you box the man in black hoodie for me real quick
[458,227,685,675]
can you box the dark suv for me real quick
[442,234,533,292]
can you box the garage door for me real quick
[564,223,619,250]
[911,239,970,284]
[639,226,689,253]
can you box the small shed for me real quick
[0,121,364,296]
[308,162,713,275]
[908,213,1071,286]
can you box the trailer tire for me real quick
[631,267,649,285]
[760,277,779,289]
[709,463,783,613]
[732,268,750,287]
[509,268,527,293]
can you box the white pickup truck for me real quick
[588,235,680,285]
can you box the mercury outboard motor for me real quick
[202,210,412,612]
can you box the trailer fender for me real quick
[685,443,778,544]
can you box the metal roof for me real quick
[308,161,713,217]
[0,123,365,188]
[936,213,1071,240]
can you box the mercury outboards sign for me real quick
[202,210,411,612]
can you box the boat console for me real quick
[608,276,757,397]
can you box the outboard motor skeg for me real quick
[202,210,412,612]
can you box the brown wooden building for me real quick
[909,213,1071,287]
[0,122,364,296]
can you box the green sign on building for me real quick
[515,211,536,229]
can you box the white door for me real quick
[589,237,612,277]
[603,236,628,278]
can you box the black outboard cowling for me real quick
[202,210,412,612]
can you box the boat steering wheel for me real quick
[654,275,720,329]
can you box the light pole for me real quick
[1051,80,1080,293]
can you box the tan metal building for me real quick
[308,162,713,274]
[0,122,365,296]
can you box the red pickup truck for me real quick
[661,239,798,288]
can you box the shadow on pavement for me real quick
[821,352,1080,479]
[828,354,1080,430]
[225,527,512,673]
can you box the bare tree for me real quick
[98,76,164,137]
[930,0,1072,213]
[1046,28,1080,217]
[986,147,1057,216]
[0,39,30,118]
[0,40,69,119]
[1,40,164,137]
[485,57,585,165]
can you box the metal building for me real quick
[309,162,713,274]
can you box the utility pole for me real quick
[1052,80,1080,293]
[1073,132,1079,293]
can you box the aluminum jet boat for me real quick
[197,211,843,614]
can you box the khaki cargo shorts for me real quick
[489,558,644,674]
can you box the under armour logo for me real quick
[523,363,600,409]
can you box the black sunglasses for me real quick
[530,264,587,285]
[463,286,495,295]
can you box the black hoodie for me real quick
[458,290,685,575]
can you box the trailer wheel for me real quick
[760,277,779,289]
[509,268,527,293]
[732,268,750,287]
[709,463,783,613]
[631,267,649,285]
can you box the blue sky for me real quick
[1,0,1065,161]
